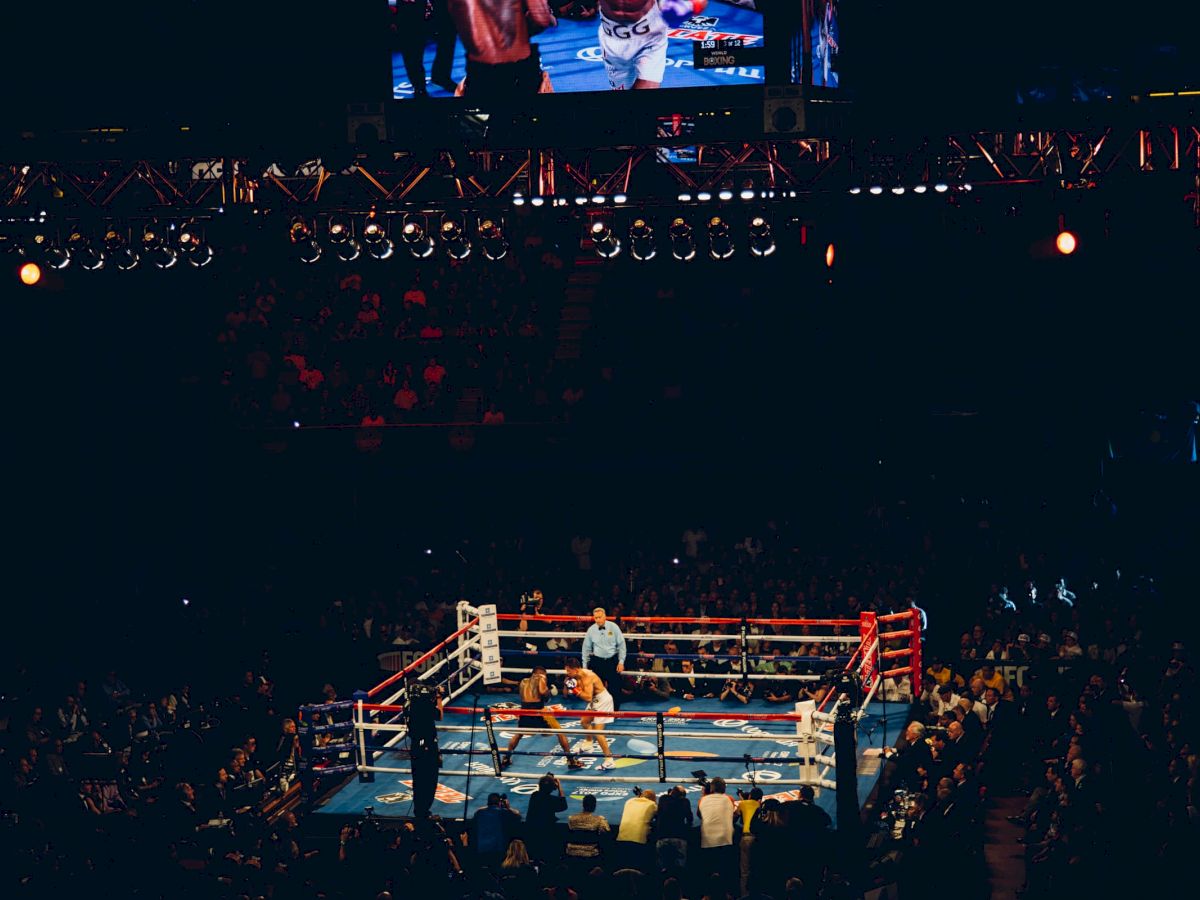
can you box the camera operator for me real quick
[720,676,754,704]
[516,589,549,667]
[616,786,657,871]
[407,683,444,821]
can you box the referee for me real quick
[582,607,627,710]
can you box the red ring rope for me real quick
[495,613,860,627]
[366,617,479,698]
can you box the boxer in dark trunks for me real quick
[502,666,584,769]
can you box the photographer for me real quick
[720,676,754,705]
[471,792,521,870]
[525,773,568,861]
[616,786,657,872]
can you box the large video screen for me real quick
[389,0,764,100]
[809,0,840,88]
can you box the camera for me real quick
[692,769,709,789]
[632,786,643,796]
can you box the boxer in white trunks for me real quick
[562,658,617,769]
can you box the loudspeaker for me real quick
[764,86,806,135]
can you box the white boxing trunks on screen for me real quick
[598,5,670,89]
[588,689,616,725]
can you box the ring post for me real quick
[353,690,374,783]
[910,606,923,697]
[484,708,502,776]
[656,712,667,783]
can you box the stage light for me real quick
[718,189,734,201]
[825,242,836,268]
[748,216,775,257]
[104,226,139,271]
[678,192,693,203]
[707,216,734,260]
[934,182,949,193]
[363,213,393,260]
[739,180,755,201]
[848,187,862,195]
[68,229,105,271]
[19,262,41,285]
[189,244,215,268]
[592,195,606,205]
[1055,230,1078,255]
[629,218,656,261]
[891,186,906,195]
[401,216,435,259]
[478,218,508,261]
[328,216,351,244]
[531,196,546,207]
[574,196,589,206]
[668,217,695,261]
[513,192,526,207]
[440,216,472,260]
[142,224,178,269]
[869,185,884,196]
[42,234,70,270]
[913,184,928,194]
[613,194,628,205]
[696,191,712,202]
[290,217,321,264]
[590,220,621,258]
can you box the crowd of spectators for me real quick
[4,490,1195,898]
[215,236,573,428]
[0,658,321,899]
[877,565,1195,898]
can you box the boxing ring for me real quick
[301,605,921,826]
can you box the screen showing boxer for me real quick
[810,0,840,88]
[655,114,698,164]
[388,0,764,100]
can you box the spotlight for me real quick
[19,262,41,286]
[718,189,734,201]
[328,216,351,243]
[531,196,545,207]
[868,185,884,195]
[290,217,322,264]
[142,224,178,269]
[478,218,508,261]
[189,244,215,268]
[739,180,756,201]
[42,234,70,270]
[707,216,734,260]
[825,242,836,268]
[747,216,775,257]
[913,184,928,194]
[590,220,621,258]
[513,193,526,207]
[329,216,361,261]
[696,191,712,202]
[613,194,627,204]
[362,213,393,260]
[848,187,862,195]
[68,229,105,271]
[891,186,906,195]
[440,216,472,260]
[104,226,139,271]
[934,182,949,193]
[629,218,656,261]
[1055,230,1078,255]
[400,216,435,259]
[678,192,693,203]
[591,195,606,205]
[574,196,589,206]
[668,217,695,261]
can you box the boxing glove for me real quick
[660,0,707,27]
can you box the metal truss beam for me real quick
[3,124,1197,222]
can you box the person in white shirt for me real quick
[929,683,962,718]
[697,776,737,887]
